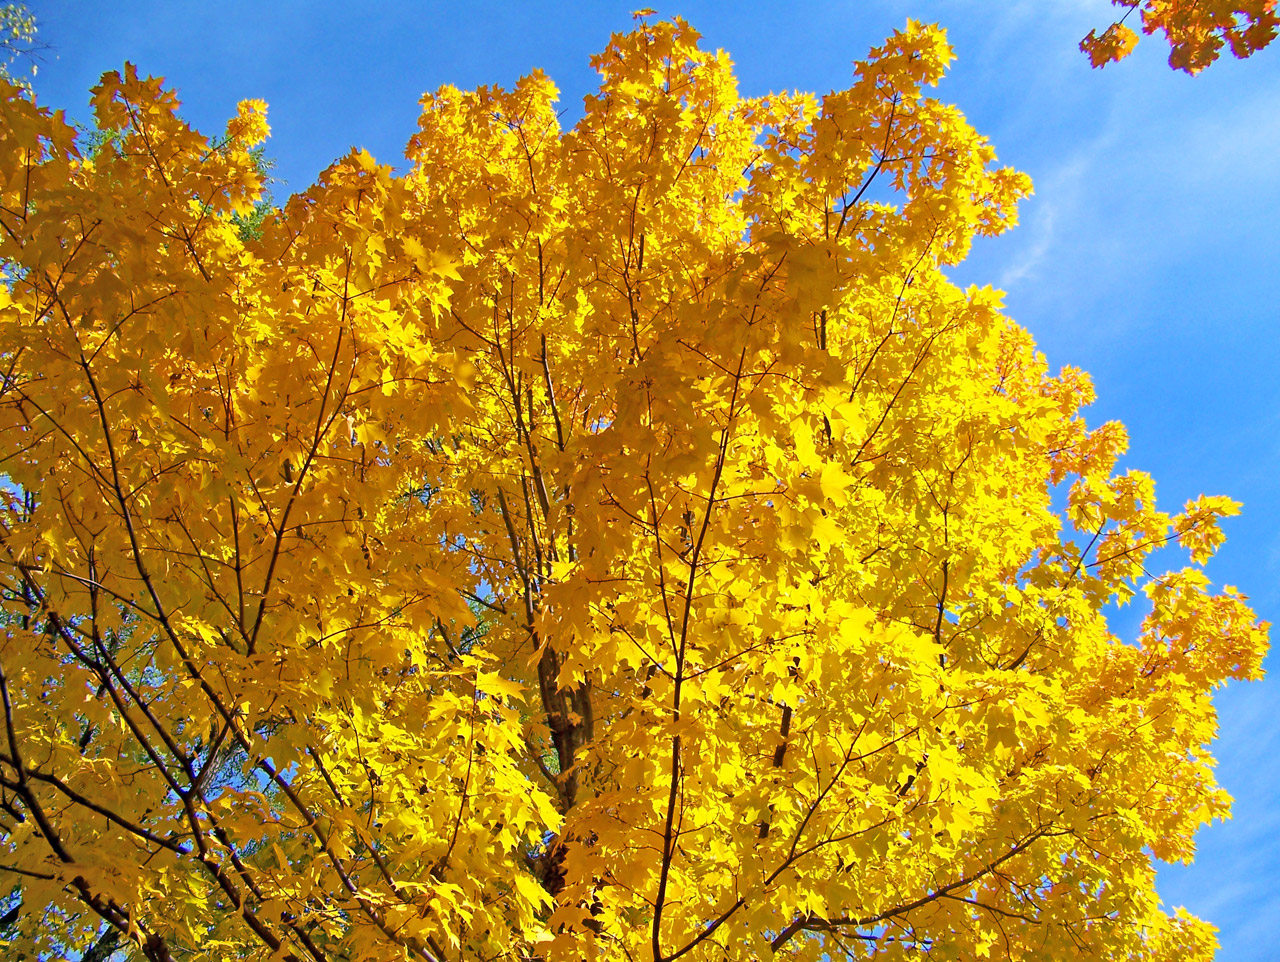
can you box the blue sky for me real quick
[25,1,1280,958]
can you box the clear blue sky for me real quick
[26,1,1280,958]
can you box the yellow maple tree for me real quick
[1082,0,1278,72]
[0,16,1268,962]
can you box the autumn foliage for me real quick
[1082,0,1278,72]
[0,16,1268,962]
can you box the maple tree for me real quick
[1082,0,1278,72]
[0,14,1269,962]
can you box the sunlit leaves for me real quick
[0,16,1267,962]
[1083,0,1279,72]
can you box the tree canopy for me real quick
[0,15,1268,962]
